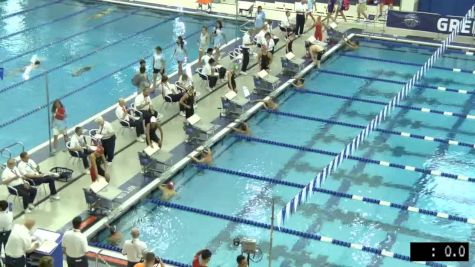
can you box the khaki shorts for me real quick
[357,3,367,13]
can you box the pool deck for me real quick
[4,0,475,266]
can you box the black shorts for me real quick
[153,68,164,74]
[317,50,325,60]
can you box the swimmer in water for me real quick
[189,147,213,165]
[343,39,359,51]
[232,122,251,135]
[90,7,114,20]
[253,98,278,110]
[22,57,41,80]
[158,181,177,201]
[292,77,305,88]
[105,224,122,246]
[71,66,92,77]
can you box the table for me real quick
[30,228,63,267]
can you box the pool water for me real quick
[0,0,240,151]
[93,39,475,266]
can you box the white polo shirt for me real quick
[1,167,24,187]
[115,105,130,121]
[203,63,213,76]
[134,93,152,111]
[201,54,212,66]
[18,159,39,177]
[242,33,252,49]
[62,229,88,258]
[5,224,32,258]
[70,134,87,150]
[266,38,275,52]
[153,52,164,70]
[122,238,147,262]
[0,209,13,232]
[295,2,306,14]
[98,121,115,139]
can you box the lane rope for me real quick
[0,9,141,65]
[0,24,206,129]
[0,3,104,41]
[193,164,475,225]
[265,110,475,149]
[319,69,475,96]
[233,134,475,183]
[144,199,447,267]
[297,88,475,120]
[281,6,475,224]
[0,14,175,95]
[340,53,475,75]
[0,0,63,20]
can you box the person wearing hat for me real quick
[158,181,176,201]
[145,116,163,149]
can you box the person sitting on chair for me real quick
[18,152,60,201]
[69,126,94,172]
[134,88,159,123]
[115,98,145,142]
[1,159,37,213]
[177,73,192,91]
[189,147,213,165]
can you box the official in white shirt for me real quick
[4,218,39,267]
[280,11,295,33]
[94,116,116,163]
[201,48,213,67]
[122,228,148,267]
[134,88,158,124]
[0,200,13,251]
[152,46,165,90]
[294,0,306,36]
[159,74,186,116]
[62,216,89,267]
[69,127,93,171]
[1,159,37,213]
[18,152,59,200]
[240,29,254,74]
[203,58,219,89]
[115,99,145,142]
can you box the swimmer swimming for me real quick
[90,7,114,20]
[22,55,41,80]
[71,66,92,77]
[159,181,177,201]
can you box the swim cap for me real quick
[167,181,174,190]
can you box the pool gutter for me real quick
[83,32,349,262]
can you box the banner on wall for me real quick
[387,10,475,36]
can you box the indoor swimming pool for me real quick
[92,38,475,266]
[0,0,240,151]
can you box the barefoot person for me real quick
[308,44,325,68]
[51,99,68,154]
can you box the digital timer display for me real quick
[410,242,469,261]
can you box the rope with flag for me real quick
[277,5,475,226]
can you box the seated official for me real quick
[134,88,158,123]
[115,98,145,142]
[69,126,94,171]
[280,11,295,33]
[1,159,37,213]
[201,48,214,67]
[18,152,59,201]
[160,74,186,114]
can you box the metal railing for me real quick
[0,142,25,160]
[95,249,112,267]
